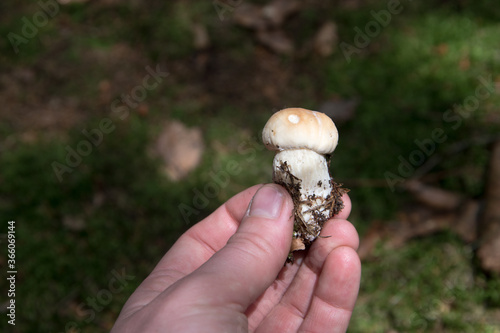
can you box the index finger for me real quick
[156,189,350,280]
[140,185,264,287]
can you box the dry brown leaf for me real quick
[233,4,268,30]
[192,23,210,50]
[262,0,301,27]
[233,0,300,30]
[314,21,338,57]
[290,237,306,252]
[152,121,204,181]
[256,30,294,55]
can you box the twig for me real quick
[412,133,500,179]
[477,140,500,273]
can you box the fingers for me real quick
[335,193,352,220]
[174,184,295,311]
[299,246,361,332]
[132,189,350,300]
[120,184,355,330]
[308,216,359,270]
[256,218,359,332]
[117,185,263,319]
[245,194,352,329]
[151,185,263,279]
[245,258,301,330]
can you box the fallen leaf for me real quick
[233,0,300,30]
[256,29,294,55]
[262,0,301,27]
[152,121,204,181]
[291,237,306,252]
[192,23,210,50]
[233,4,268,30]
[314,21,338,57]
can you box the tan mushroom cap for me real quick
[262,108,338,154]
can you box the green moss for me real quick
[2,1,500,332]
[350,233,498,332]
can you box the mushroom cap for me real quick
[262,108,338,154]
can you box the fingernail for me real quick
[248,185,284,219]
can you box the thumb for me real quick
[186,184,294,311]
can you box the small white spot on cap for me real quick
[288,114,299,124]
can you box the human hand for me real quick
[111,184,360,332]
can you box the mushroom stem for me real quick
[273,149,333,243]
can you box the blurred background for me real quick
[1,0,500,332]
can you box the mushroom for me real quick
[262,108,347,255]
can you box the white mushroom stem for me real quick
[273,149,333,242]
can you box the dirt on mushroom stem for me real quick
[273,161,348,262]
